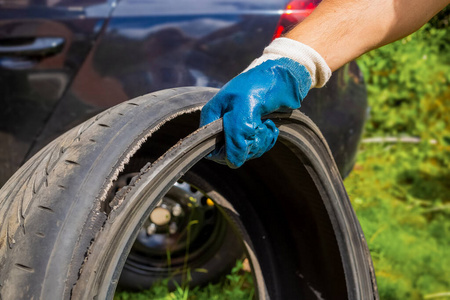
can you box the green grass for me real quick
[349,17,450,300]
[345,142,450,300]
[114,260,254,300]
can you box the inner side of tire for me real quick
[72,112,377,300]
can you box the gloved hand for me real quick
[200,38,331,168]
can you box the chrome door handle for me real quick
[0,37,65,57]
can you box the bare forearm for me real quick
[286,0,449,71]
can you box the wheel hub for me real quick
[111,172,225,269]
[149,207,171,226]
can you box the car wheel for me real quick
[0,87,378,299]
[115,163,244,290]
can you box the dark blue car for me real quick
[0,1,376,299]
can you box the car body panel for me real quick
[0,0,116,185]
[0,0,366,186]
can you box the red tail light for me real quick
[273,0,319,39]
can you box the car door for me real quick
[0,0,116,186]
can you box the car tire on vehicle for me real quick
[0,87,378,300]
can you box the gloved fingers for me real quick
[203,112,253,167]
[199,98,223,127]
[247,119,279,160]
[206,116,278,168]
[222,112,256,169]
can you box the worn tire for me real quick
[0,87,378,299]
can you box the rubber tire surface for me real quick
[0,87,378,300]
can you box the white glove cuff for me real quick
[245,37,332,88]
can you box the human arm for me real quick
[200,0,449,168]
[286,0,450,71]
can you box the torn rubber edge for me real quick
[71,105,205,297]
[97,105,203,208]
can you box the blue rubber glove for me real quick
[200,38,331,168]
[200,58,311,168]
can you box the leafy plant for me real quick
[345,143,450,300]
[357,23,450,162]
[351,18,450,300]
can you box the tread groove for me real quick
[65,160,80,166]
[44,152,52,176]
[21,175,35,218]
[95,112,105,121]
[32,176,37,194]
[0,87,219,298]
[17,182,26,231]
[38,205,54,213]
[0,153,45,237]
[6,225,14,249]
[47,143,63,173]
[19,183,26,221]
[14,264,34,273]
